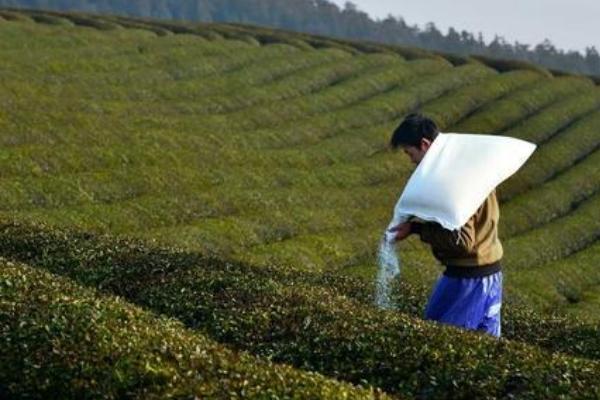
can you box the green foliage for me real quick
[0,18,497,277]
[502,87,600,144]
[2,12,600,397]
[27,12,73,26]
[236,63,495,149]
[470,54,553,77]
[504,192,600,270]
[0,260,385,399]
[504,240,600,324]
[501,149,600,237]
[190,52,395,113]
[0,9,33,21]
[431,51,474,66]
[454,76,595,133]
[422,70,544,130]
[500,108,600,198]
[100,16,173,36]
[213,57,450,132]
[2,222,600,399]
[58,12,122,31]
[0,14,597,286]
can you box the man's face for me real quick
[401,138,432,165]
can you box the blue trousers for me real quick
[424,271,503,337]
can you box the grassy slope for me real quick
[1,8,600,397]
[1,6,599,316]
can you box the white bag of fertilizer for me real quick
[375,133,536,309]
[387,132,537,231]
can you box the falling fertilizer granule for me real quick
[375,235,401,309]
[375,217,407,310]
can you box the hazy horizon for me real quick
[330,0,599,53]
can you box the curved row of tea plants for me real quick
[222,63,495,149]
[499,109,600,198]
[503,192,600,270]
[3,10,600,319]
[453,76,594,133]
[421,70,544,130]
[506,240,600,315]
[213,58,450,132]
[0,260,384,399]
[501,87,600,144]
[501,147,600,236]
[191,53,398,114]
[262,69,543,162]
[1,222,600,399]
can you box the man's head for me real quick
[390,113,439,165]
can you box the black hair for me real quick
[390,113,439,149]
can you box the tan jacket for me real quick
[413,190,503,267]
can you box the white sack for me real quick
[387,132,537,233]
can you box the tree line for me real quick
[2,0,599,76]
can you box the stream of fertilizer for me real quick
[375,236,401,310]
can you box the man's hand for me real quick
[388,222,412,242]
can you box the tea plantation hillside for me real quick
[2,8,600,398]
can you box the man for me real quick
[389,113,503,337]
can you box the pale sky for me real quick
[330,0,599,53]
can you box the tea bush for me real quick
[2,222,600,399]
[454,76,594,133]
[503,192,600,270]
[500,109,600,198]
[502,87,600,144]
[0,260,386,399]
[501,148,600,236]
[422,70,544,129]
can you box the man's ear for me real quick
[420,138,432,152]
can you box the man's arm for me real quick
[407,190,499,254]
[411,219,476,253]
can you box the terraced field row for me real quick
[2,222,600,399]
[2,14,600,314]
[1,259,385,399]
[4,16,595,288]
